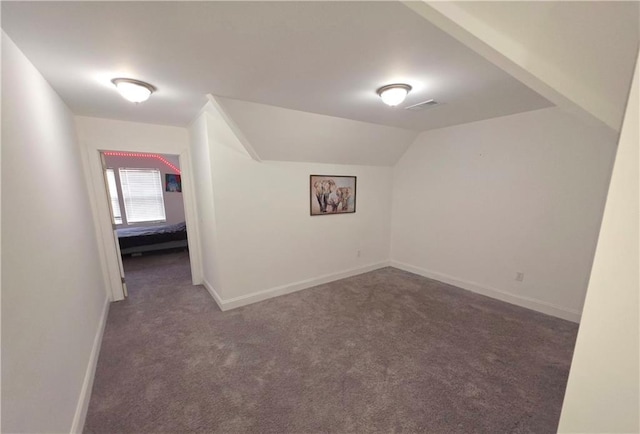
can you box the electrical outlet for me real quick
[357,250,361,257]
[516,272,524,282]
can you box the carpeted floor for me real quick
[84,251,578,433]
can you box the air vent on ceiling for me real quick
[404,99,440,111]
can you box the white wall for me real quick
[390,107,617,321]
[103,154,185,226]
[75,116,189,155]
[1,34,108,433]
[559,51,639,434]
[196,107,393,309]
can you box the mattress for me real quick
[117,221,187,250]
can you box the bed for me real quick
[116,221,188,255]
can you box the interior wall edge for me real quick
[187,110,224,293]
[390,260,581,323]
[558,48,640,433]
[207,94,261,161]
[70,297,110,434]
[202,279,225,311]
[178,150,204,285]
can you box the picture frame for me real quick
[310,175,357,216]
[165,173,182,192]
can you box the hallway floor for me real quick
[84,252,577,433]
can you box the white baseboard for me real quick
[202,279,225,311]
[70,297,110,433]
[203,261,390,311]
[390,261,581,323]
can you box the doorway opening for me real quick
[100,150,192,299]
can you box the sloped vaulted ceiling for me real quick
[407,1,640,132]
[212,96,420,166]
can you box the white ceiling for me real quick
[1,1,552,130]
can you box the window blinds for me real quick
[119,168,166,224]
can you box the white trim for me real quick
[202,279,225,311]
[390,260,582,323]
[77,139,117,302]
[87,148,127,301]
[205,261,390,311]
[70,298,110,434]
[84,146,203,300]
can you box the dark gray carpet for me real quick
[84,251,577,433]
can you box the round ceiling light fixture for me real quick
[111,78,156,103]
[377,83,412,107]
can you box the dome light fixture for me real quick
[111,78,156,103]
[377,83,412,107]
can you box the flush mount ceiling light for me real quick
[111,78,156,103]
[376,83,412,107]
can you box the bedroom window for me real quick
[105,169,123,225]
[119,168,167,224]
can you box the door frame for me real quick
[99,153,128,298]
[84,146,203,301]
